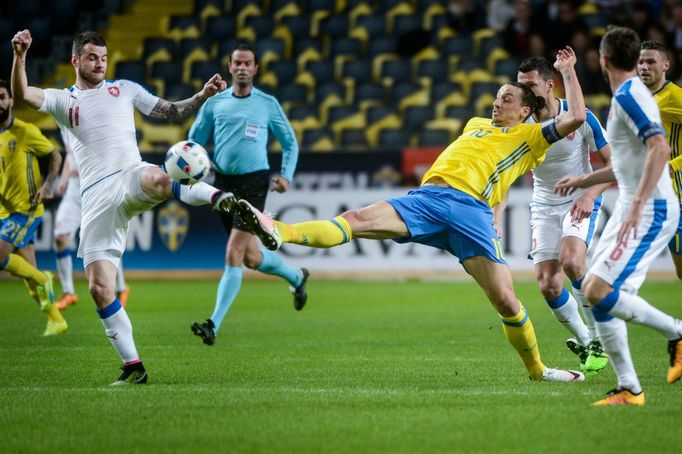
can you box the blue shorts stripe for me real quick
[330,218,349,243]
[56,248,72,259]
[546,288,570,309]
[585,194,603,248]
[613,200,667,289]
[97,298,122,319]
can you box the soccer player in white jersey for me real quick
[53,128,130,311]
[11,29,237,385]
[556,27,682,406]
[499,56,613,374]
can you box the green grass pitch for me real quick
[2,278,682,452]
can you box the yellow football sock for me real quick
[3,254,47,286]
[43,302,65,323]
[23,279,40,304]
[500,305,546,380]
[276,215,352,247]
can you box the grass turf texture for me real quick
[2,279,682,452]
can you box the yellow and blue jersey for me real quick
[652,80,682,204]
[421,117,554,207]
[0,117,53,218]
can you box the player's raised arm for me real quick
[149,73,227,123]
[553,46,586,138]
[10,30,45,110]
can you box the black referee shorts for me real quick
[213,169,270,233]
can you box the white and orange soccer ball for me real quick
[163,140,211,185]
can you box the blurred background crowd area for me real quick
[0,0,679,154]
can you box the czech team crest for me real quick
[157,200,189,252]
[108,86,120,97]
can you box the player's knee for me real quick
[490,289,518,316]
[226,247,246,267]
[560,257,584,281]
[538,278,562,301]
[581,276,604,305]
[142,168,172,199]
[54,235,68,250]
[242,248,261,269]
[88,281,114,304]
[339,210,362,229]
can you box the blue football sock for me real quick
[256,248,302,287]
[210,266,243,333]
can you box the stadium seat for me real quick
[151,61,183,86]
[458,59,487,73]
[308,0,334,12]
[302,127,332,146]
[443,36,473,57]
[308,61,335,86]
[342,60,373,81]
[445,105,474,122]
[178,38,212,62]
[330,37,362,59]
[168,15,202,40]
[391,82,422,104]
[402,105,434,132]
[205,16,236,43]
[190,60,223,85]
[378,128,411,148]
[316,82,346,105]
[321,15,349,39]
[355,82,386,109]
[289,105,318,121]
[470,82,500,104]
[116,61,147,82]
[366,106,395,125]
[431,82,463,103]
[356,14,386,38]
[295,39,323,57]
[278,83,309,104]
[367,36,398,57]
[328,105,358,124]
[341,128,368,148]
[380,60,412,83]
[416,59,448,82]
[49,0,78,34]
[143,38,176,60]
[268,60,298,87]
[283,15,311,39]
[493,57,520,81]
[418,128,451,146]
[392,14,422,35]
[245,15,274,39]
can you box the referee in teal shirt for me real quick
[189,42,308,346]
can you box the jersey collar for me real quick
[652,80,671,96]
[0,116,14,133]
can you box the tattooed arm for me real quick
[149,73,226,123]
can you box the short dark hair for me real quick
[600,27,640,71]
[231,42,258,65]
[518,56,555,81]
[0,79,11,97]
[72,31,107,57]
[508,81,547,119]
[641,40,670,59]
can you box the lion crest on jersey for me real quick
[565,131,576,141]
[108,86,120,97]
[157,200,189,252]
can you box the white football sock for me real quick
[609,291,682,340]
[115,264,127,293]
[98,299,139,364]
[595,316,642,394]
[173,181,219,206]
[572,285,597,340]
[546,288,590,346]
[56,250,74,294]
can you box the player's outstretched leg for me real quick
[235,200,282,250]
[191,319,216,345]
[289,268,310,311]
[111,361,148,386]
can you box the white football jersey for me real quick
[607,77,676,202]
[39,80,159,191]
[528,99,608,204]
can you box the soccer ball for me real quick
[164,140,211,185]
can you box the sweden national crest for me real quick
[157,200,189,252]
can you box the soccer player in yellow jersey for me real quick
[0,79,67,336]
[237,48,588,383]
[638,40,682,280]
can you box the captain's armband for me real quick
[541,118,562,144]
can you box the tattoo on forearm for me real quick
[150,95,205,123]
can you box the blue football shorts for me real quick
[387,185,506,265]
[0,212,42,249]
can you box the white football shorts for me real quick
[78,162,163,268]
[54,177,82,237]
[528,196,603,264]
[589,198,679,293]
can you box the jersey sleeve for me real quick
[37,88,71,127]
[25,124,53,157]
[615,89,665,143]
[582,109,608,152]
[188,101,214,146]
[528,121,554,165]
[126,80,160,115]
[268,98,299,181]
